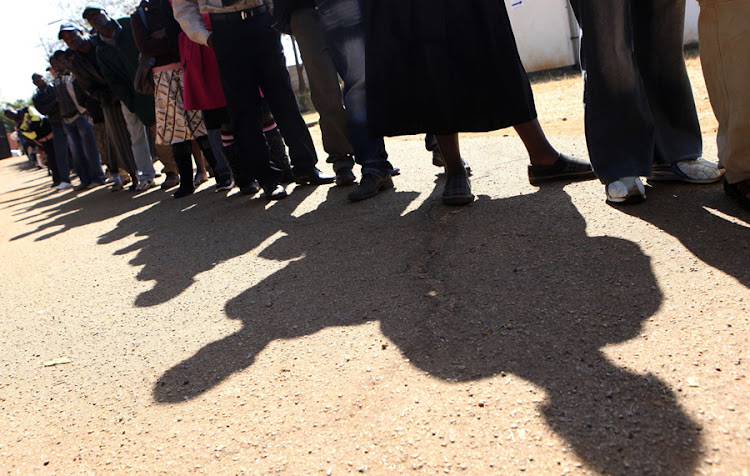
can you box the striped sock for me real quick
[221,132,234,148]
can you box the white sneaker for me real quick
[56,182,72,191]
[650,158,724,184]
[605,176,646,204]
[135,179,155,191]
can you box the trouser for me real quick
[211,11,317,187]
[102,101,138,180]
[569,0,702,183]
[425,134,438,152]
[120,103,156,181]
[315,0,393,177]
[51,127,71,184]
[290,7,354,169]
[698,0,750,184]
[62,114,105,186]
[40,139,59,184]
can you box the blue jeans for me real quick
[315,0,393,177]
[63,114,105,186]
[51,127,71,184]
[570,0,702,183]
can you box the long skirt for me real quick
[153,64,208,146]
[365,0,537,136]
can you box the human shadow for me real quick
[621,182,749,288]
[152,184,701,475]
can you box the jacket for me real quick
[70,44,115,107]
[32,85,62,129]
[16,107,52,143]
[173,0,273,46]
[93,17,156,126]
[131,0,182,67]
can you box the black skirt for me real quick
[365,0,537,137]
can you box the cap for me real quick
[58,22,81,39]
[82,3,106,19]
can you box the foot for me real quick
[262,183,288,201]
[56,182,72,191]
[135,179,156,192]
[650,158,723,184]
[239,180,261,196]
[335,167,356,187]
[605,177,646,204]
[111,183,124,192]
[724,178,750,210]
[193,171,209,188]
[528,154,595,185]
[161,172,180,190]
[74,183,92,191]
[215,178,235,192]
[173,187,194,199]
[294,167,335,186]
[442,173,474,206]
[348,174,394,201]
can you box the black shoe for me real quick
[240,180,261,195]
[215,178,235,192]
[263,184,288,201]
[348,173,393,201]
[442,173,474,206]
[294,167,335,186]
[335,167,356,187]
[391,167,401,177]
[528,154,595,185]
[173,187,194,199]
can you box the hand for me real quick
[207,33,214,48]
[151,28,167,40]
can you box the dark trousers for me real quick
[210,11,317,187]
[570,0,702,183]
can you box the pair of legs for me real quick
[62,114,105,188]
[698,0,750,208]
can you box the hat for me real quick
[82,3,106,19]
[58,22,81,39]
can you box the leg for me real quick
[51,127,71,184]
[436,134,473,206]
[63,120,92,187]
[120,103,156,182]
[102,101,138,183]
[172,140,195,197]
[75,115,106,184]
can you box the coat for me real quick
[177,13,226,111]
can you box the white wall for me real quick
[508,0,701,73]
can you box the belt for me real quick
[210,4,268,22]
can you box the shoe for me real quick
[432,149,445,167]
[135,179,155,191]
[335,167,356,187]
[348,173,393,201]
[56,182,72,191]
[161,172,180,190]
[111,183,124,192]
[215,178,235,192]
[528,154,595,185]
[442,173,474,206]
[650,158,723,184]
[74,183,92,191]
[294,167,335,186]
[50,182,59,188]
[122,175,133,185]
[193,172,209,188]
[240,180,261,195]
[263,183,288,201]
[605,176,646,204]
[174,187,194,199]
[391,167,401,177]
[724,178,750,210]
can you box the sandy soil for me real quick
[0,57,747,475]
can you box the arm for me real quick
[131,7,171,57]
[172,0,211,46]
[32,89,59,117]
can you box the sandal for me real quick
[724,178,750,210]
[528,154,595,185]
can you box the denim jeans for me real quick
[570,0,702,183]
[315,0,393,177]
[51,127,71,184]
[62,114,105,186]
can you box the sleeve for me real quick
[32,89,58,117]
[97,51,136,112]
[173,0,212,46]
[131,8,171,57]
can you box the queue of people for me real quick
[5,0,748,210]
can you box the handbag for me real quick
[133,6,156,95]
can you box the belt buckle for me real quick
[241,10,248,20]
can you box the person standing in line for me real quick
[5,107,64,188]
[31,73,73,190]
[365,0,594,205]
[131,0,232,198]
[173,0,334,201]
[50,51,107,191]
[569,0,723,204]
[697,0,750,209]
[60,23,139,192]
[83,3,159,191]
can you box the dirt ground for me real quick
[0,57,747,475]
